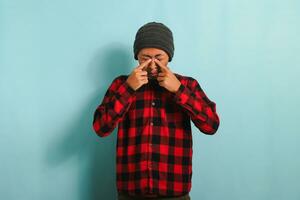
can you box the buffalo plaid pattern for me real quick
[92,73,220,197]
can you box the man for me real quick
[92,22,220,200]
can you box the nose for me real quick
[149,60,157,73]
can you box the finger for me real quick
[140,78,148,82]
[154,59,169,72]
[157,76,164,82]
[139,74,148,80]
[141,78,148,83]
[138,70,148,76]
[139,74,148,79]
[136,59,152,71]
[158,81,164,87]
[158,72,166,77]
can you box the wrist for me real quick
[172,82,181,93]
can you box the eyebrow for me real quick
[141,54,164,58]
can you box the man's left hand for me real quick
[155,59,181,93]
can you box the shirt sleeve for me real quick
[172,78,220,135]
[92,76,136,137]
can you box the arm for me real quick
[172,78,220,135]
[92,76,135,137]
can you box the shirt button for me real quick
[150,122,153,126]
[152,102,155,106]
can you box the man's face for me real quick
[137,48,169,79]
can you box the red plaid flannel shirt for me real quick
[92,73,220,197]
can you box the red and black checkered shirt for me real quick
[92,73,220,197]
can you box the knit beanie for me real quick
[133,22,174,62]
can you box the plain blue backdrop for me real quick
[1,0,299,200]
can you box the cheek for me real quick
[141,59,150,66]
[162,60,169,66]
[138,59,147,66]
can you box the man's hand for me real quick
[126,59,151,91]
[155,59,181,93]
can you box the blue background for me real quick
[1,0,299,199]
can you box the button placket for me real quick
[149,142,152,152]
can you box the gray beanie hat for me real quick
[133,22,174,62]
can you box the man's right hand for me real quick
[126,59,152,91]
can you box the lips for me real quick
[151,73,158,76]
[148,73,158,79]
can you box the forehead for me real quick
[139,48,167,56]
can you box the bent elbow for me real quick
[207,115,220,135]
[200,115,220,135]
[92,120,113,138]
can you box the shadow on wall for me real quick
[45,43,134,200]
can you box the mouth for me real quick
[148,73,158,79]
[150,70,158,75]
[144,67,157,77]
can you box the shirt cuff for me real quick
[172,83,187,103]
[123,81,136,95]
[113,81,136,115]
